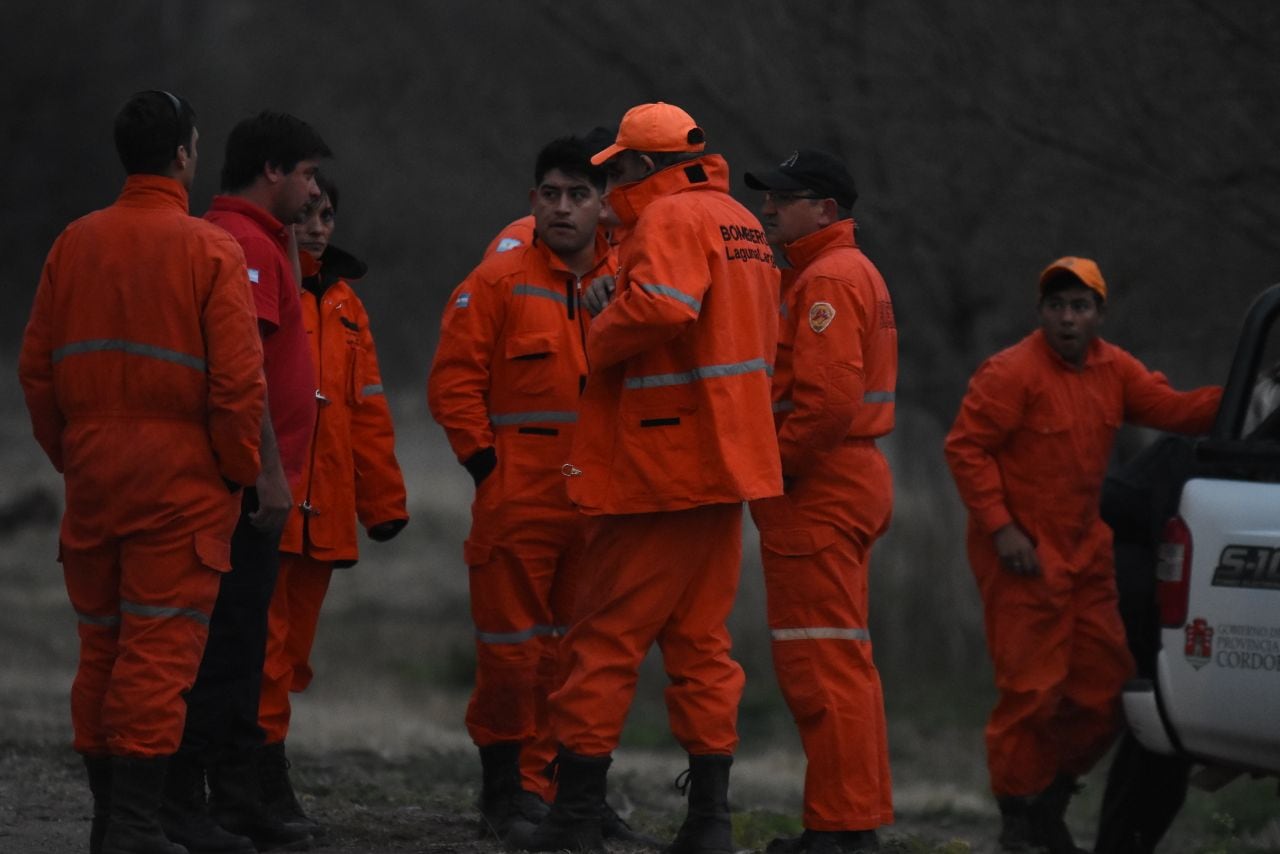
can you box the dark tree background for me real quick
[4,0,1279,681]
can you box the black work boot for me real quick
[159,753,255,853]
[1029,775,1086,854]
[666,753,734,854]
[996,796,1040,851]
[208,748,311,851]
[258,742,323,837]
[476,741,548,839]
[84,755,112,854]
[805,830,880,853]
[505,749,610,852]
[601,798,662,847]
[100,755,188,854]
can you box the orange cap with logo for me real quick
[1038,256,1107,301]
[590,102,706,165]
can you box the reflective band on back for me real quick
[490,410,578,426]
[863,390,895,403]
[121,600,210,626]
[76,611,121,627]
[625,358,771,390]
[771,627,871,642]
[640,283,702,314]
[773,400,795,413]
[513,283,570,306]
[52,339,206,371]
[476,624,560,644]
[361,384,384,396]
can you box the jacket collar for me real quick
[783,219,858,270]
[606,153,730,228]
[207,194,289,249]
[535,227,615,279]
[117,174,189,212]
[303,244,369,295]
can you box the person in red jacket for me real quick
[19,90,265,854]
[162,111,332,854]
[744,150,895,854]
[256,173,409,834]
[429,136,617,840]
[508,102,782,854]
[943,257,1222,854]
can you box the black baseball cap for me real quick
[744,149,857,210]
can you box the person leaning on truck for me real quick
[942,257,1222,854]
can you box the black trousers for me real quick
[179,488,282,757]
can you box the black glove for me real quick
[462,446,497,486]
[367,518,408,542]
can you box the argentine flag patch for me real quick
[248,268,260,284]
[455,292,472,309]
[495,237,523,253]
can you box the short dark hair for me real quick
[535,136,606,193]
[316,171,339,214]
[114,90,196,175]
[219,111,332,192]
[1040,271,1105,307]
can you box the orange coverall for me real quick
[429,231,616,793]
[484,215,536,258]
[749,220,896,831]
[553,154,782,757]
[944,330,1221,797]
[260,247,408,744]
[19,174,265,757]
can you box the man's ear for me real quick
[528,186,538,214]
[263,161,284,185]
[818,198,840,227]
[639,153,656,176]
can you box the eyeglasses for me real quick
[763,190,825,204]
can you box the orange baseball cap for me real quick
[1038,256,1107,301]
[590,102,706,165]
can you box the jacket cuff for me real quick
[976,505,1014,537]
[462,447,497,486]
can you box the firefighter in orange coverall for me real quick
[256,174,408,834]
[18,90,265,854]
[428,136,621,840]
[508,102,782,854]
[744,150,895,854]
[943,257,1222,854]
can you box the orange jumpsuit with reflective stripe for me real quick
[18,175,265,757]
[553,154,782,757]
[944,331,1221,797]
[260,249,408,744]
[749,220,896,831]
[429,232,615,793]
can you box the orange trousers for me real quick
[259,551,333,744]
[550,503,746,758]
[63,529,228,757]
[970,524,1134,797]
[751,441,894,831]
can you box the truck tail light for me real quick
[1156,516,1192,628]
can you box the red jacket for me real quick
[20,175,265,547]
[772,220,896,475]
[565,154,783,514]
[279,247,407,565]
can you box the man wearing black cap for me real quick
[745,150,897,854]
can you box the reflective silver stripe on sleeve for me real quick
[361,384,384,396]
[513,283,570,306]
[772,400,795,414]
[76,611,121,627]
[625,358,772,390]
[639,283,702,314]
[52,339,206,371]
[121,600,211,626]
[489,410,578,426]
[771,627,871,642]
[863,391,895,403]
[476,624,560,644]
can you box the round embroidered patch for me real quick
[808,301,836,333]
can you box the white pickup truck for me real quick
[1123,284,1280,777]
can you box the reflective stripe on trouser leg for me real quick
[260,552,334,744]
[551,503,746,757]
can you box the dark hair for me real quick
[1041,271,1104,306]
[535,136,606,193]
[316,171,339,213]
[219,111,332,192]
[113,90,196,175]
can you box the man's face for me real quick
[1039,283,1104,366]
[296,192,335,260]
[759,189,826,246]
[530,168,603,260]
[270,157,322,224]
[603,151,652,194]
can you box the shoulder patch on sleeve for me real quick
[808,301,836,333]
[455,292,471,309]
[495,237,524,253]
[247,268,260,284]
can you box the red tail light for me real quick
[1156,516,1192,628]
